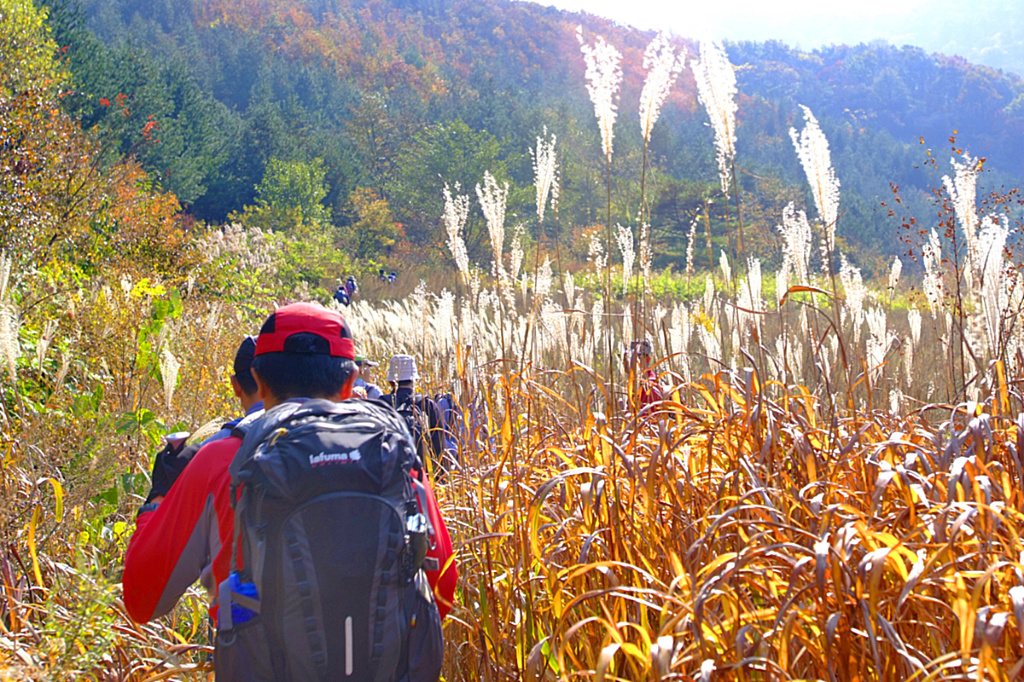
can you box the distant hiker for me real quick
[333,283,351,306]
[388,271,397,284]
[433,391,463,464]
[623,337,663,407]
[379,268,387,282]
[354,354,384,399]
[345,275,358,296]
[382,354,450,473]
[123,302,457,680]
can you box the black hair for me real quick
[251,333,356,400]
[233,336,259,395]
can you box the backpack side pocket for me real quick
[214,616,277,681]
[405,570,443,682]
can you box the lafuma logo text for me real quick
[309,450,363,467]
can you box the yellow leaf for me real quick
[27,507,44,588]
[953,573,973,661]
[38,477,63,522]
[697,552,737,578]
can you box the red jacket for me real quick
[640,369,663,406]
[123,432,458,624]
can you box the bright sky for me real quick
[538,0,934,50]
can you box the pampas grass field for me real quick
[3,28,1024,682]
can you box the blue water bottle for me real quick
[228,572,259,625]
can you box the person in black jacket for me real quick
[381,354,448,472]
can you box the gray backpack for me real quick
[214,398,444,681]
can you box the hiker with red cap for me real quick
[123,302,456,681]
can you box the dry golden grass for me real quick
[3,283,1024,680]
[434,363,1024,680]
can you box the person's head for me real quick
[354,354,378,379]
[251,302,358,408]
[230,335,260,410]
[624,338,653,371]
[387,354,418,389]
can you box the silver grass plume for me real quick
[719,250,731,288]
[777,202,813,286]
[790,105,840,256]
[670,304,692,381]
[0,252,10,302]
[0,253,17,381]
[921,229,944,317]
[889,389,903,415]
[640,33,686,146]
[411,281,431,354]
[205,302,224,337]
[943,154,981,278]
[616,223,635,294]
[700,323,722,363]
[703,276,715,315]
[736,257,764,339]
[550,165,561,217]
[531,127,558,223]
[903,335,914,388]
[160,345,181,410]
[539,301,564,356]
[433,290,457,354]
[776,265,790,310]
[510,223,525,285]
[190,418,228,446]
[839,254,866,341]
[0,305,19,381]
[564,271,576,309]
[470,267,482,305]
[535,257,553,302]
[976,215,1009,355]
[828,334,840,380]
[685,217,698,276]
[638,221,652,284]
[788,333,805,383]
[35,319,58,370]
[588,233,607,273]
[907,306,922,349]
[476,171,509,283]
[864,307,890,384]
[692,40,738,195]
[54,347,73,392]
[941,312,953,363]
[774,334,788,384]
[443,183,471,283]
[592,299,604,347]
[888,256,903,296]
[622,305,633,348]
[652,303,667,333]
[577,27,622,162]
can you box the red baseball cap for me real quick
[254,302,355,359]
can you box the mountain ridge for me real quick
[48,0,1024,270]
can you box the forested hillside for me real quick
[44,0,1024,273]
